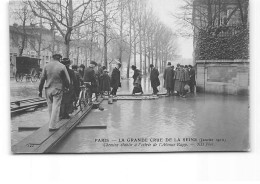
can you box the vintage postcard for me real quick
[10,0,249,153]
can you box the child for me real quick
[102,69,111,97]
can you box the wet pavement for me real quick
[11,76,249,152]
[51,77,249,153]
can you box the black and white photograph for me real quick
[9,0,250,154]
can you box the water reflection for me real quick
[51,77,249,153]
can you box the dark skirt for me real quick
[133,84,143,94]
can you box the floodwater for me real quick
[51,77,249,153]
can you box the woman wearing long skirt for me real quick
[131,65,143,95]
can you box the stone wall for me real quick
[196,60,249,95]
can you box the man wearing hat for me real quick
[111,63,122,96]
[163,62,174,96]
[150,64,160,95]
[39,54,70,131]
[83,60,98,102]
[60,58,77,119]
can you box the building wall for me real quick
[9,25,91,69]
[196,60,249,95]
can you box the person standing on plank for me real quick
[149,64,160,95]
[39,54,70,131]
[83,61,98,103]
[110,63,122,96]
[132,65,144,95]
[60,58,77,119]
[163,62,174,96]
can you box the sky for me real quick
[149,0,193,59]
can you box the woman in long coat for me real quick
[132,65,143,95]
[101,69,111,96]
[163,62,174,96]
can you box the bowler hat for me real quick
[150,64,154,68]
[90,61,97,66]
[61,58,71,65]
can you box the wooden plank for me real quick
[35,104,97,153]
[18,127,40,131]
[76,124,107,129]
[116,93,166,96]
[11,101,47,111]
[18,124,107,131]
[12,98,104,153]
[12,119,69,153]
[11,105,38,113]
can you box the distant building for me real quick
[9,24,102,70]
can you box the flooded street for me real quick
[50,77,249,153]
[11,76,249,152]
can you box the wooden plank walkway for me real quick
[12,98,104,153]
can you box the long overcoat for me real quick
[110,67,121,89]
[163,66,174,89]
[150,68,160,87]
[102,73,111,91]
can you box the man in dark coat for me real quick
[72,65,80,98]
[150,64,160,95]
[110,63,121,96]
[96,63,104,95]
[78,64,85,85]
[83,61,98,102]
[39,54,70,130]
[188,65,196,93]
[163,62,174,96]
[60,58,77,119]
[102,69,111,96]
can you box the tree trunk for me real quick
[127,1,132,78]
[90,1,94,61]
[19,17,27,56]
[207,0,212,27]
[133,22,136,66]
[119,0,124,64]
[64,28,72,58]
[147,35,150,73]
[139,28,142,73]
[144,34,147,75]
[103,0,108,68]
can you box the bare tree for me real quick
[10,1,35,56]
[28,0,102,58]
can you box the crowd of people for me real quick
[38,54,121,131]
[132,63,196,98]
[163,62,196,98]
[38,54,195,130]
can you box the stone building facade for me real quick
[9,24,102,72]
[193,0,249,95]
[196,60,249,95]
